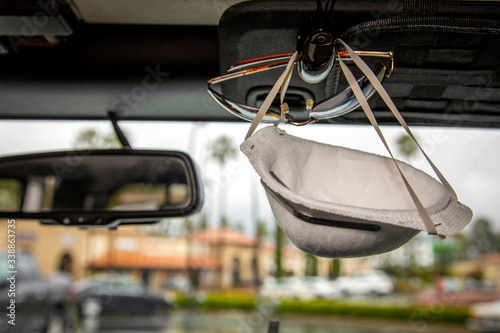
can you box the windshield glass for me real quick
[0,120,499,333]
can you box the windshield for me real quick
[0,120,499,333]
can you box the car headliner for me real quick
[1,0,499,128]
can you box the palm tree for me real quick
[209,135,237,167]
[209,135,237,225]
[329,258,341,280]
[208,135,237,288]
[305,254,318,276]
[396,134,418,161]
[464,218,500,257]
[73,127,126,278]
[396,134,420,268]
[73,128,124,149]
[275,224,286,278]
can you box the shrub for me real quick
[174,293,470,324]
[276,300,469,324]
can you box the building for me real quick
[0,219,89,279]
[452,252,500,291]
[0,219,307,289]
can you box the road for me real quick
[87,309,475,333]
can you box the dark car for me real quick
[0,252,74,333]
[75,275,172,330]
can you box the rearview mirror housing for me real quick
[0,150,203,227]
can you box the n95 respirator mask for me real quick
[241,126,473,258]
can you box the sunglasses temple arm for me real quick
[228,51,393,74]
[338,50,394,76]
[211,50,394,87]
[227,53,295,72]
[208,60,292,87]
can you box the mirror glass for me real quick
[0,152,194,214]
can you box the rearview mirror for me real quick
[0,150,203,227]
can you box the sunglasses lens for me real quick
[208,89,282,123]
[310,63,387,120]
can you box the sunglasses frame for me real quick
[207,42,394,125]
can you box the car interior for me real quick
[1,0,500,332]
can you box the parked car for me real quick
[336,270,394,297]
[302,276,342,300]
[260,276,341,301]
[259,277,316,301]
[467,299,500,333]
[0,251,74,333]
[75,274,173,317]
[162,275,193,294]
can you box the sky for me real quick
[0,120,499,235]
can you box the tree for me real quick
[208,135,237,226]
[329,259,341,280]
[251,176,262,289]
[73,128,125,149]
[181,217,193,235]
[464,218,500,258]
[433,240,459,275]
[275,224,286,278]
[199,213,208,230]
[220,216,229,229]
[256,220,268,240]
[210,135,238,167]
[395,133,420,268]
[396,134,418,160]
[252,219,267,288]
[235,222,244,232]
[305,254,318,276]
[208,135,237,288]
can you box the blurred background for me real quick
[1,120,499,333]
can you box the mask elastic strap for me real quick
[337,39,457,201]
[337,40,447,238]
[245,52,298,140]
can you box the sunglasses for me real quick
[207,40,394,126]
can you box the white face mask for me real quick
[241,126,472,258]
